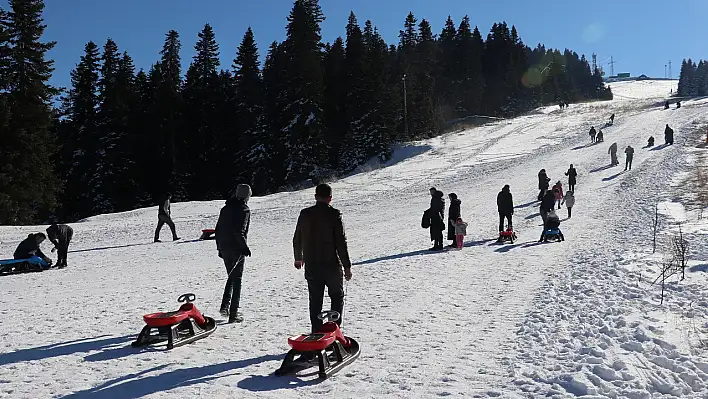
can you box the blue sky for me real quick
[2,0,706,90]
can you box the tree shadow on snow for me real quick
[69,242,153,254]
[589,164,614,173]
[353,249,438,266]
[602,171,625,181]
[237,372,322,392]
[61,354,283,399]
[0,335,133,366]
[689,263,708,273]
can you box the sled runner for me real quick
[540,228,565,243]
[497,228,517,244]
[132,293,216,350]
[275,311,360,379]
[0,256,51,276]
[199,229,216,240]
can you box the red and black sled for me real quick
[497,228,517,244]
[275,311,360,379]
[199,229,216,240]
[132,293,216,350]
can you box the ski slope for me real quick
[1,80,707,398]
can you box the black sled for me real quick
[132,293,216,350]
[275,311,360,379]
[539,228,565,243]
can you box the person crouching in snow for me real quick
[561,190,575,218]
[552,181,564,209]
[14,233,53,266]
[453,217,467,249]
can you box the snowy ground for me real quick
[1,80,707,398]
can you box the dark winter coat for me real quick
[496,187,514,215]
[545,212,561,229]
[429,191,445,239]
[293,202,352,278]
[541,191,556,212]
[13,234,49,262]
[664,125,674,142]
[538,171,550,190]
[46,224,73,246]
[158,197,171,217]
[625,146,635,159]
[215,198,251,255]
[589,127,597,137]
[447,198,461,241]
[565,167,577,185]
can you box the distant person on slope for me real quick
[447,193,461,248]
[624,145,635,171]
[647,136,655,147]
[46,223,73,268]
[609,113,615,125]
[13,233,52,266]
[293,183,352,333]
[154,193,180,242]
[428,188,445,251]
[608,142,619,166]
[540,190,556,225]
[496,185,514,232]
[589,126,597,143]
[596,129,604,142]
[537,169,550,201]
[552,181,564,210]
[664,124,674,145]
[216,184,252,323]
[561,190,575,219]
[564,164,578,192]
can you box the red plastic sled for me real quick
[275,311,360,379]
[199,229,216,240]
[132,293,216,350]
[497,228,518,244]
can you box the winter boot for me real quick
[219,307,230,317]
[228,311,244,323]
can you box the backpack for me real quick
[421,209,431,229]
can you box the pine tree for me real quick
[132,68,161,205]
[437,16,457,118]
[282,0,327,183]
[0,0,61,223]
[0,7,10,89]
[398,12,419,139]
[694,60,708,96]
[322,37,347,168]
[411,18,439,137]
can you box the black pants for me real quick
[567,207,572,218]
[56,231,73,267]
[540,208,549,225]
[220,250,245,318]
[154,214,178,241]
[538,189,546,201]
[307,271,344,333]
[569,183,575,192]
[431,228,443,249]
[625,156,633,170]
[498,213,512,231]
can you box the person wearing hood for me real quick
[428,188,445,251]
[14,233,52,266]
[154,192,180,242]
[446,193,461,248]
[608,142,619,166]
[540,190,556,225]
[565,164,577,192]
[561,190,575,218]
[46,223,73,268]
[215,184,252,323]
[537,169,550,201]
[496,185,514,232]
[552,181,564,209]
[664,124,674,145]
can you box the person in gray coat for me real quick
[608,143,619,166]
[215,184,252,323]
[154,193,180,242]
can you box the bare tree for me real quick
[651,203,661,253]
[652,256,678,305]
[672,223,689,280]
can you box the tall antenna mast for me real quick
[608,56,616,77]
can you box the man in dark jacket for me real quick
[497,185,514,232]
[589,126,597,143]
[540,190,556,225]
[429,188,445,251]
[154,193,179,242]
[14,233,52,266]
[538,170,550,201]
[293,184,352,333]
[446,193,461,248]
[46,224,73,268]
[624,145,635,171]
[215,184,252,323]
[565,164,578,192]
[664,124,674,145]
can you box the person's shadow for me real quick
[0,335,134,367]
[650,143,671,151]
[602,171,625,181]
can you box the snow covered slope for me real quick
[1,80,707,398]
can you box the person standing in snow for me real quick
[609,113,615,125]
[13,233,52,266]
[454,217,468,249]
[293,183,352,333]
[552,181,564,209]
[216,184,252,323]
[561,190,575,218]
[46,223,73,268]
[664,124,674,145]
[154,193,180,242]
[537,169,550,201]
[496,185,514,232]
[447,193,461,248]
[540,190,556,225]
[564,164,578,192]
[596,129,604,142]
[589,126,597,143]
[428,188,445,251]
[624,145,635,171]
[648,136,655,147]
[608,142,619,166]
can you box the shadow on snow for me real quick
[69,242,153,254]
[602,171,625,181]
[0,335,134,367]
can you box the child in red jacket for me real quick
[552,181,564,210]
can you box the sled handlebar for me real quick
[178,293,196,303]
[317,311,340,323]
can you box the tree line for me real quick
[0,0,611,224]
[677,58,708,97]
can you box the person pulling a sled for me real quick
[446,193,461,248]
[589,126,597,143]
[154,192,180,242]
[215,184,252,323]
[538,169,550,201]
[496,185,514,232]
[565,164,578,192]
[552,181,564,209]
[624,145,635,171]
[608,142,619,166]
[664,124,674,145]
[13,233,52,266]
[46,224,73,268]
[293,184,353,334]
[428,188,445,251]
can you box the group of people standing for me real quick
[423,188,468,250]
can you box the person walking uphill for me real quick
[624,145,635,171]
[538,169,550,201]
[154,193,180,242]
[446,193,461,248]
[46,224,73,268]
[565,164,578,192]
[293,184,352,333]
[215,184,252,323]
[497,185,514,232]
[428,188,445,251]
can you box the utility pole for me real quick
[402,74,408,138]
[608,56,616,77]
[665,64,667,79]
[668,60,672,79]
